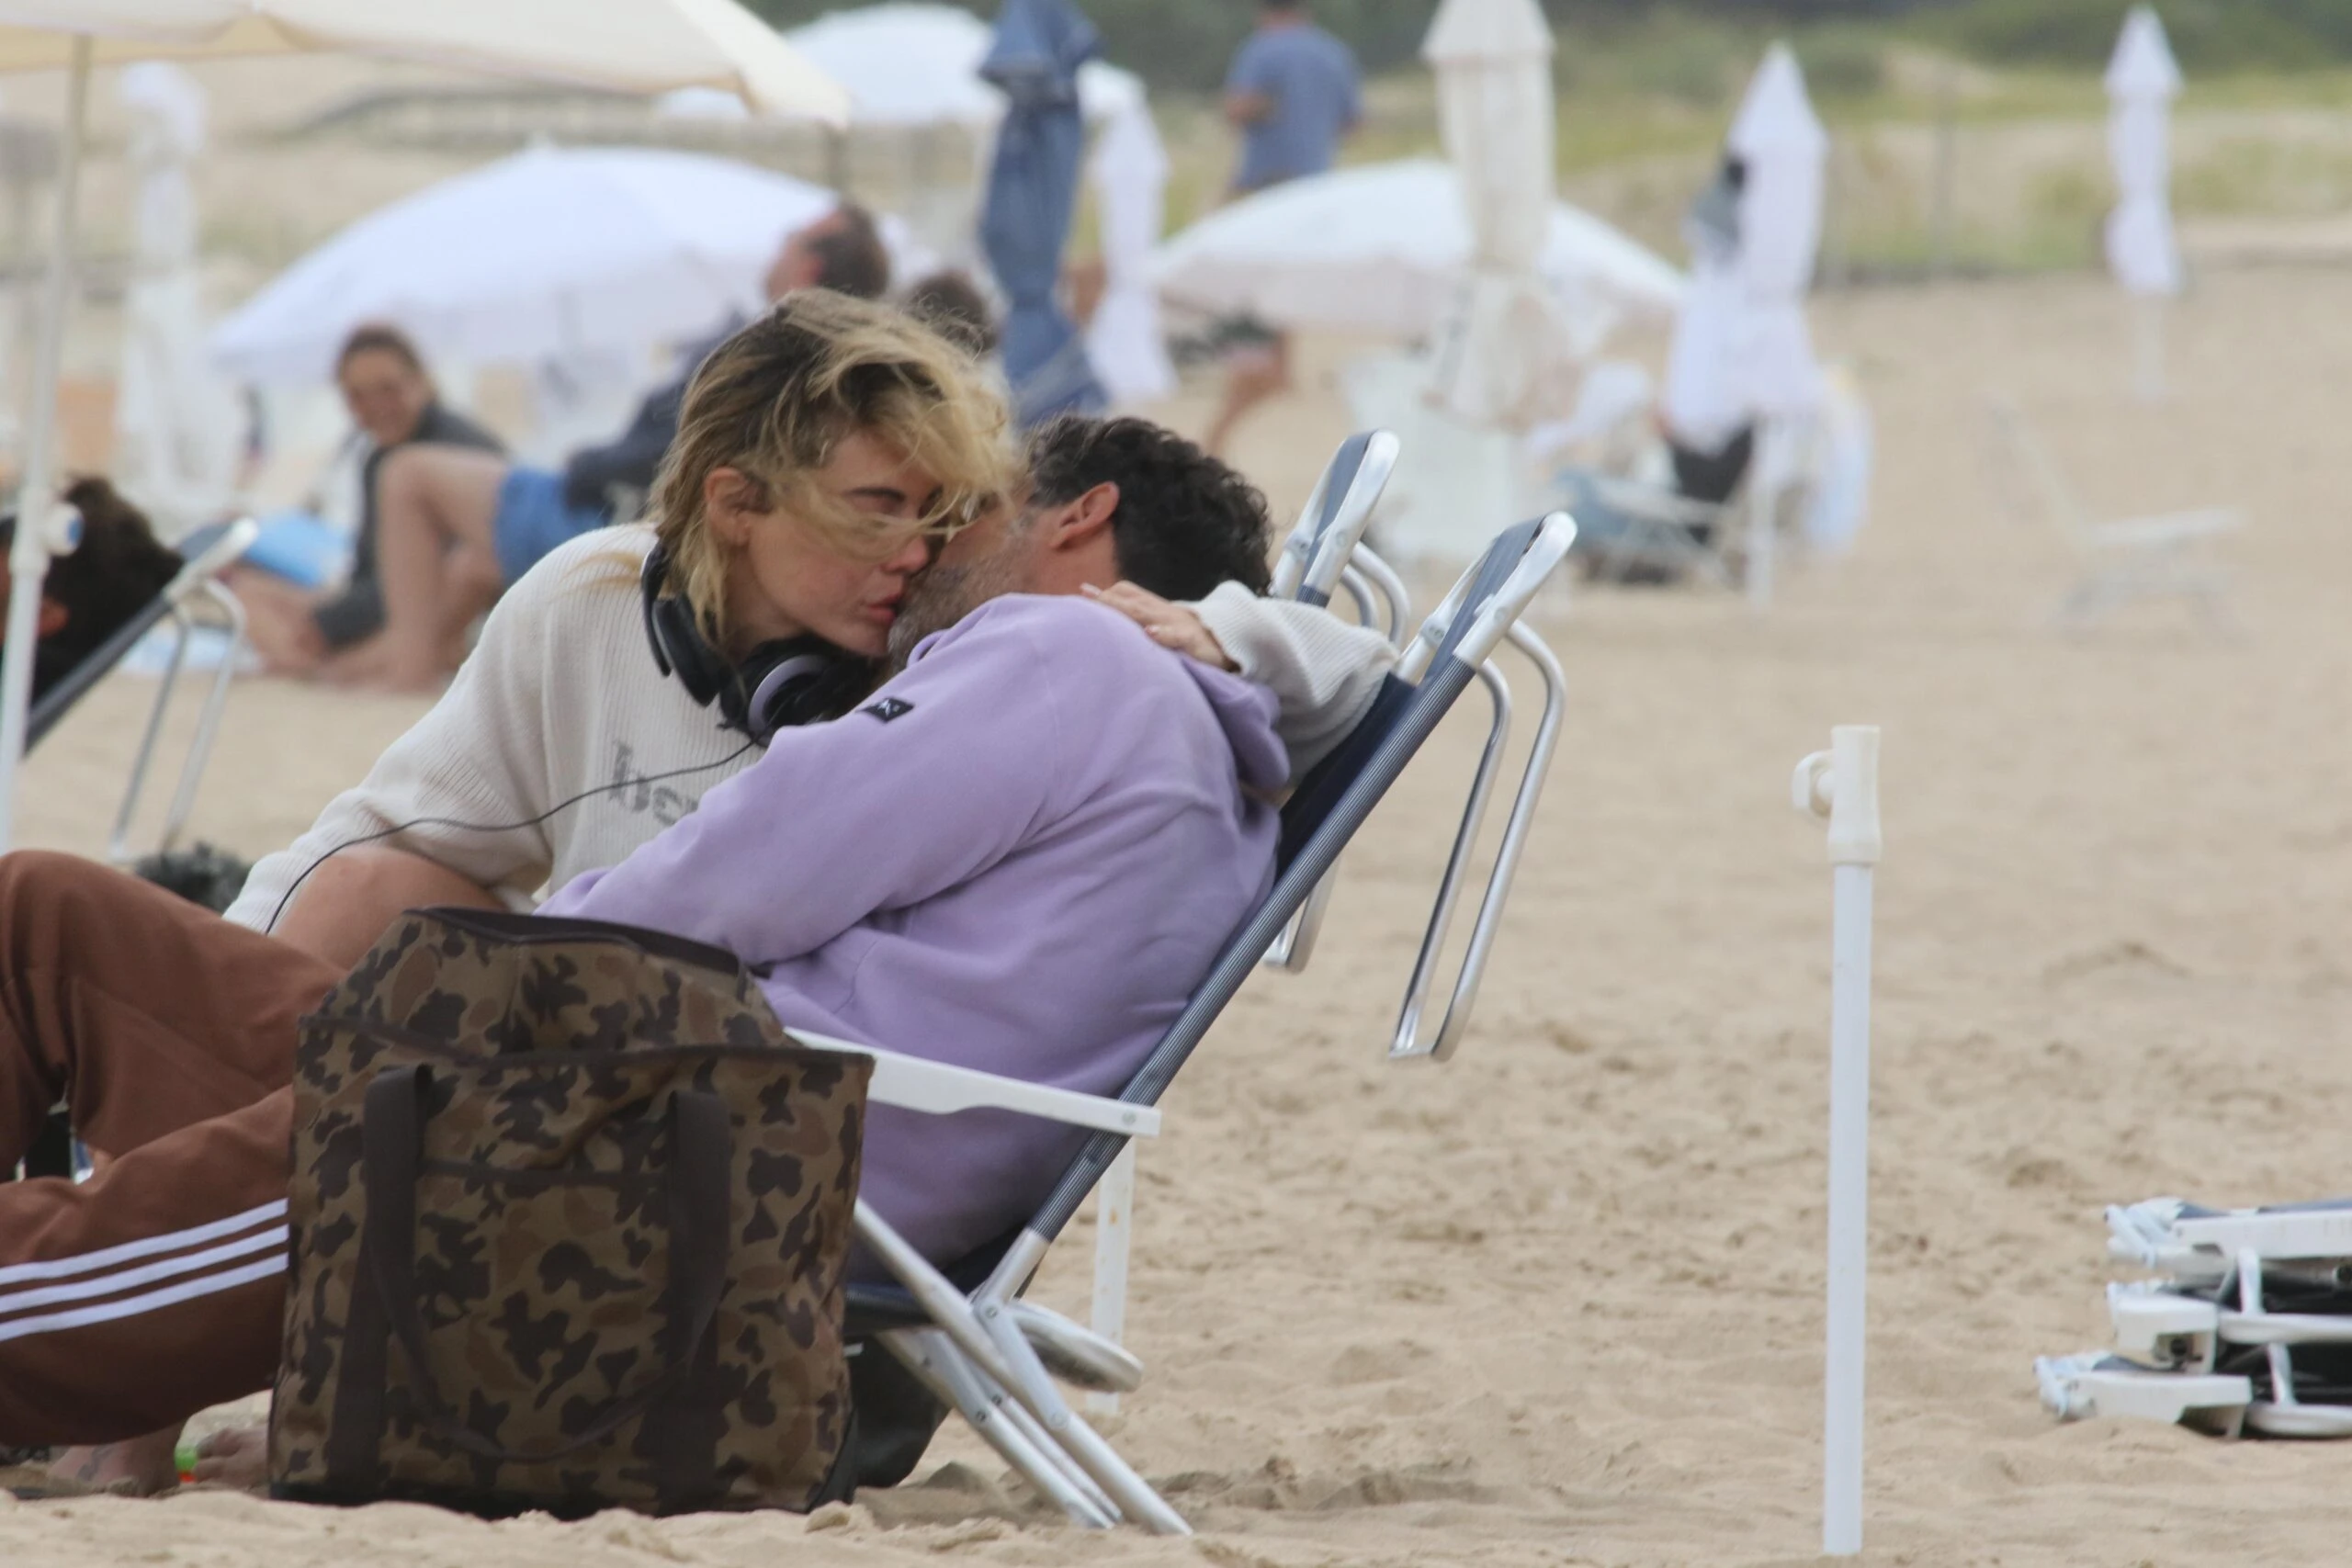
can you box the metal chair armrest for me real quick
[786,1031,1161,1138]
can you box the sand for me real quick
[6,264,2352,1566]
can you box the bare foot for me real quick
[189,1424,268,1489]
[44,1426,181,1496]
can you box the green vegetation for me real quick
[748,2,2352,92]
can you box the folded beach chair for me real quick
[1982,394,2244,631]
[1261,427,1408,981]
[27,514,260,863]
[788,513,1576,1530]
[2036,1196,2352,1437]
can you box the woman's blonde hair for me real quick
[650,289,1012,647]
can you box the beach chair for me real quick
[2037,1196,2352,1438]
[26,515,261,863]
[790,513,1576,1530]
[1261,427,1408,982]
[1982,394,2244,630]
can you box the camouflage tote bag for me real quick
[269,908,872,1517]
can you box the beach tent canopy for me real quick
[0,0,850,118]
[211,146,930,385]
[1154,158,1682,350]
[1421,0,1567,429]
[2104,6,2183,298]
[786,2,1140,128]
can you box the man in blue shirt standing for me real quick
[1205,0,1363,456]
[1224,0,1363,196]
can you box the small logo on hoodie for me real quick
[862,697,915,723]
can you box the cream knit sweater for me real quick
[225,528,1395,933]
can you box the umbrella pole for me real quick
[1793,727,1882,1560]
[2132,295,2166,402]
[0,34,93,851]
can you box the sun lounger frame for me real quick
[24,515,259,863]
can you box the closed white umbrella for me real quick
[2105,6,2182,298]
[1724,41,1827,424]
[211,146,926,386]
[1084,101,1175,407]
[113,61,236,526]
[1155,158,1682,346]
[1659,42,1828,608]
[2105,6,2182,399]
[1420,0,1569,430]
[0,0,849,850]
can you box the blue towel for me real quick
[241,512,349,590]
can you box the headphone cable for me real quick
[266,740,758,935]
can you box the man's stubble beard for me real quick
[886,540,1031,671]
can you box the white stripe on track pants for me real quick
[0,852,338,1445]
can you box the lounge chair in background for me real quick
[1983,393,2244,630]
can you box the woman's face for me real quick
[714,430,944,660]
[337,348,433,446]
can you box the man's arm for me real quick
[560,378,685,513]
[1224,37,1274,128]
[544,600,1069,965]
[225,550,582,932]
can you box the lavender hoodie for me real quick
[543,594,1285,1266]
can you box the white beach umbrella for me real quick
[0,0,849,850]
[0,2,848,111]
[1419,0,1569,430]
[1084,101,1176,407]
[1724,41,1827,423]
[2105,6,2182,400]
[211,147,928,386]
[1657,43,1829,607]
[1154,158,1683,346]
[2104,6,2184,299]
[785,2,1143,129]
[113,61,236,526]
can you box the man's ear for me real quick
[1039,481,1118,555]
[35,598,66,638]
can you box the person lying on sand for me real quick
[10,296,1393,1495]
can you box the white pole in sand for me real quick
[1792,725,1882,1558]
[2132,296,2167,403]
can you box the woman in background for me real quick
[232,324,503,677]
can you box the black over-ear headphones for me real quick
[639,539,874,745]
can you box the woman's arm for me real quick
[1098,581,1396,783]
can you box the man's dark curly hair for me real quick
[1026,415,1272,601]
[0,478,181,699]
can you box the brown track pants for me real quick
[0,851,338,1445]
